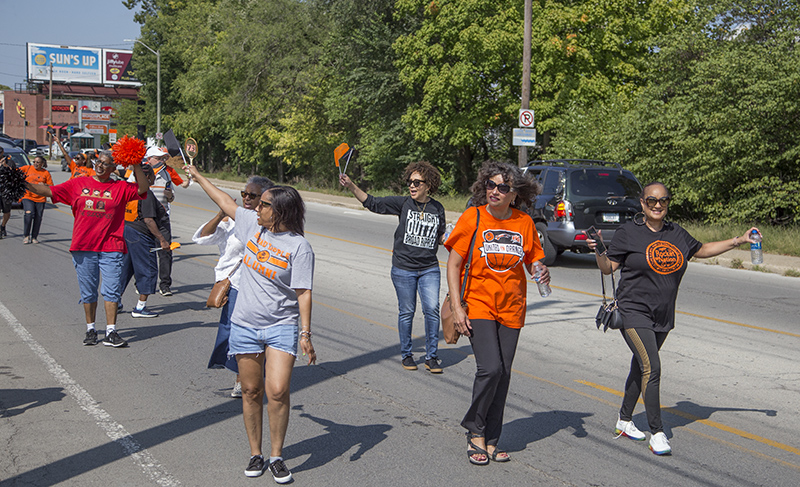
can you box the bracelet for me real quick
[300,330,312,339]
[733,236,739,246]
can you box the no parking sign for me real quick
[519,109,535,128]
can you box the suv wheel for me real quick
[536,222,557,266]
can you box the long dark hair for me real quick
[469,160,540,208]
[267,186,305,236]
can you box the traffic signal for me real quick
[20,106,25,119]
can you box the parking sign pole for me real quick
[518,0,532,168]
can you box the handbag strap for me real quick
[599,268,617,304]
[459,207,481,302]
[225,259,243,280]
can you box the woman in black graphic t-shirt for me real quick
[588,182,761,456]
[339,161,446,373]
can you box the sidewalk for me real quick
[211,178,800,277]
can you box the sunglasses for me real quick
[407,179,426,188]
[644,196,671,208]
[258,201,272,210]
[486,180,512,194]
[241,191,260,200]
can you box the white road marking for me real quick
[0,301,180,486]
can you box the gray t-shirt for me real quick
[231,207,315,329]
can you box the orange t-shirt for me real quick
[21,166,54,203]
[445,205,544,329]
[69,157,95,179]
[165,165,184,186]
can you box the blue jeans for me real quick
[390,265,441,360]
[22,199,45,239]
[71,251,125,304]
[208,287,239,373]
[121,226,159,296]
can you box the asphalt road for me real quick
[1,168,798,486]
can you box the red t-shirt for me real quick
[50,177,144,252]
[20,166,54,203]
[445,205,544,329]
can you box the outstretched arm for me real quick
[338,174,368,203]
[694,227,760,259]
[25,182,53,198]
[184,164,238,219]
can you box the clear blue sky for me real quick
[0,0,142,89]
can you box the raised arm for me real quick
[338,174,368,203]
[130,163,150,195]
[184,164,239,219]
[694,227,760,259]
[200,209,227,237]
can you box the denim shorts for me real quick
[71,251,125,304]
[228,321,298,358]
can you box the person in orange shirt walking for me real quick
[20,156,54,244]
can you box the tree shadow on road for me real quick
[500,409,593,453]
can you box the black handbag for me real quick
[595,270,623,332]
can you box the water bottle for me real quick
[533,262,551,297]
[750,229,763,265]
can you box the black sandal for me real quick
[488,447,510,462]
[466,433,489,465]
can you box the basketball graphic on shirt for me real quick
[646,240,683,275]
[480,230,524,273]
[257,250,270,263]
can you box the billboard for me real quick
[103,50,140,86]
[27,43,102,84]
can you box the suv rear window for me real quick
[569,171,640,197]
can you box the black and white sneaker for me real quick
[244,455,266,477]
[159,286,173,297]
[102,331,128,348]
[83,329,98,346]
[268,459,292,484]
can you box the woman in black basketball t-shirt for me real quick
[588,182,760,456]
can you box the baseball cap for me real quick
[145,146,168,159]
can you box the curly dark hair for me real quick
[401,161,442,195]
[266,186,306,236]
[469,160,540,209]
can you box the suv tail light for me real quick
[554,200,573,221]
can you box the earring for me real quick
[633,212,646,226]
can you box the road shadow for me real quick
[662,400,778,436]
[500,409,593,452]
[550,252,601,269]
[284,406,391,472]
[0,387,66,418]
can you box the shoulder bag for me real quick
[441,208,481,344]
[595,269,623,332]
[206,260,242,308]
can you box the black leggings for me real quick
[620,328,669,433]
[461,319,520,446]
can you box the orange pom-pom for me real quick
[112,135,147,167]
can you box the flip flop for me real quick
[466,433,489,466]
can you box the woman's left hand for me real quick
[536,262,551,285]
[300,337,316,365]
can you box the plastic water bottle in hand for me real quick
[443,223,455,242]
[533,262,551,298]
[750,229,763,265]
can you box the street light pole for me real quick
[125,39,161,136]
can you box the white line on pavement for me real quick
[0,301,180,486]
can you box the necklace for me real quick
[414,199,429,220]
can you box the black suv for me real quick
[523,159,643,265]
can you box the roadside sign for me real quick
[513,128,537,146]
[109,129,117,144]
[518,109,534,128]
[156,132,163,140]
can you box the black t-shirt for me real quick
[125,190,169,237]
[362,195,446,271]
[607,221,703,331]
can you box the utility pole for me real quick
[48,63,54,158]
[518,0,532,168]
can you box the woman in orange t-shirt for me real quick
[20,156,54,244]
[444,160,550,466]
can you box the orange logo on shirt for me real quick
[646,240,683,275]
[257,250,270,262]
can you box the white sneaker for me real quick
[614,415,646,441]
[230,381,242,398]
[649,432,672,455]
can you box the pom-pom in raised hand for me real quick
[111,135,147,167]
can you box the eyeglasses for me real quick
[486,180,512,194]
[258,201,272,210]
[241,191,259,200]
[644,196,671,208]
[407,179,426,188]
